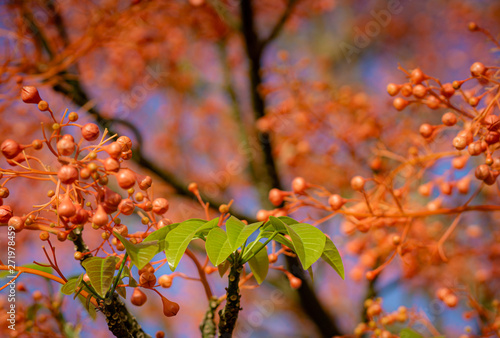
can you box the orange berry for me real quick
[158,275,173,288]
[81,123,100,141]
[131,287,147,306]
[218,204,229,214]
[269,188,285,206]
[412,84,427,98]
[21,86,42,104]
[116,169,136,189]
[393,97,409,111]
[289,276,302,289]
[436,287,450,301]
[139,271,157,288]
[410,68,426,84]
[442,112,457,126]
[152,198,169,215]
[350,176,365,191]
[291,177,307,194]
[444,293,458,308]
[328,194,345,210]
[470,62,487,77]
[188,182,198,192]
[419,123,434,138]
[386,83,400,96]
[160,294,180,317]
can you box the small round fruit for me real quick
[350,176,365,191]
[130,288,147,306]
[116,169,136,189]
[158,275,172,288]
[81,123,100,141]
[291,177,307,194]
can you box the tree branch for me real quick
[218,262,243,337]
[285,255,342,336]
[239,1,343,335]
[260,0,299,48]
[239,0,282,192]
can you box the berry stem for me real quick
[185,248,213,300]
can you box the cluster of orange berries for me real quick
[0,86,174,254]
[388,59,493,112]
[388,52,500,187]
[353,299,408,338]
[259,176,354,221]
[1,87,182,319]
[125,262,179,317]
[436,287,458,308]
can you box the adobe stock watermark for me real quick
[104,64,168,127]
[4,223,17,331]
[339,0,412,64]
[401,278,466,337]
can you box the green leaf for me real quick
[277,216,299,225]
[260,231,294,250]
[129,276,138,287]
[77,294,97,320]
[400,328,424,338]
[308,267,314,283]
[268,217,326,270]
[72,274,87,300]
[218,260,230,277]
[61,276,81,295]
[226,216,262,251]
[121,266,131,278]
[266,216,288,232]
[248,246,269,284]
[288,223,326,269]
[165,218,217,271]
[116,285,126,299]
[113,231,159,270]
[206,227,233,266]
[321,237,344,280]
[143,223,180,252]
[82,256,120,298]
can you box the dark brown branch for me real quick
[285,255,342,336]
[218,263,243,337]
[217,40,270,205]
[102,293,151,338]
[239,1,343,335]
[260,0,299,48]
[240,0,282,192]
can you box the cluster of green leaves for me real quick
[199,215,344,283]
[118,214,344,283]
[60,215,343,315]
